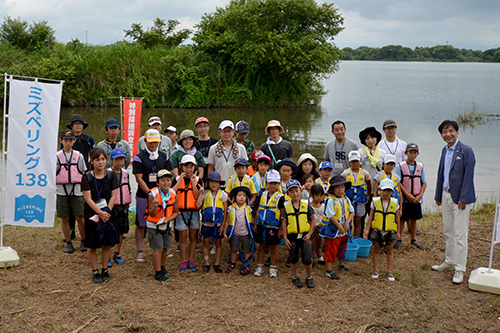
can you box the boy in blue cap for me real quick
[316,161,333,194]
[225,158,258,206]
[95,118,131,168]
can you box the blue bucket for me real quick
[345,242,359,262]
[352,237,372,258]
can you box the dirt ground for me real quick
[1,204,500,333]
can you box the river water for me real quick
[59,61,500,212]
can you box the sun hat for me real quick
[157,169,173,179]
[379,178,395,191]
[383,119,397,129]
[275,158,298,174]
[251,150,264,161]
[105,118,120,129]
[296,153,318,170]
[110,148,126,159]
[285,179,301,192]
[327,175,352,194]
[383,154,397,164]
[265,120,284,134]
[348,150,361,162]
[235,120,250,134]
[233,158,248,167]
[228,186,251,203]
[180,154,197,166]
[359,127,382,146]
[61,129,76,139]
[219,120,234,130]
[257,154,271,164]
[66,114,88,129]
[148,116,162,126]
[179,129,198,143]
[266,170,281,183]
[195,117,210,126]
[319,161,333,170]
[145,129,161,142]
[164,126,177,134]
[406,143,419,152]
[204,171,225,186]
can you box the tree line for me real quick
[340,45,500,62]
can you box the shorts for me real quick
[113,207,130,234]
[354,202,366,217]
[369,229,397,247]
[401,202,423,221]
[230,234,252,253]
[324,235,348,263]
[148,226,172,250]
[200,224,223,240]
[135,196,148,227]
[175,210,200,231]
[288,236,312,265]
[57,195,83,218]
[254,224,265,244]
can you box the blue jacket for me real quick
[435,140,476,205]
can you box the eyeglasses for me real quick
[196,124,209,129]
[221,129,233,134]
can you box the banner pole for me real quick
[120,96,123,139]
[1,74,9,249]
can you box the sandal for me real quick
[240,267,251,275]
[213,264,222,273]
[202,264,210,273]
[226,264,235,274]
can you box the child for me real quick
[56,129,87,253]
[81,148,119,283]
[109,148,131,264]
[251,154,272,196]
[316,161,333,194]
[254,170,285,277]
[196,172,228,273]
[248,150,265,177]
[302,174,316,202]
[364,178,399,282]
[224,187,254,275]
[373,154,403,248]
[396,143,427,249]
[321,176,354,279]
[342,150,372,237]
[309,184,325,265]
[275,158,297,195]
[146,169,179,282]
[95,118,131,168]
[172,154,201,272]
[225,158,258,206]
[282,180,315,288]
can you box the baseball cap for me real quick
[195,117,210,126]
[110,148,126,159]
[180,154,197,166]
[105,118,120,129]
[266,170,281,183]
[219,120,234,130]
[379,178,395,191]
[406,143,419,152]
[164,126,177,134]
[257,155,271,164]
[383,119,397,129]
[348,150,361,162]
[383,154,396,164]
[157,169,173,179]
[235,121,250,134]
[251,150,264,161]
[61,129,76,139]
[148,116,162,126]
[319,161,333,170]
[285,179,301,192]
[234,158,248,167]
[145,129,161,143]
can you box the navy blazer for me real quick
[435,140,476,205]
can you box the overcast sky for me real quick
[1,0,499,50]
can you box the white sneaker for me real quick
[210,246,216,255]
[452,270,464,284]
[371,271,379,279]
[254,266,264,276]
[431,262,455,271]
[386,272,395,282]
[269,268,278,278]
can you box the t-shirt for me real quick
[81,171,119,220]
[323,137,360,176]
[310,203,324,226]
[233,206,249,236]
[378,138,407,164]
[324,196,354,237]
[56,150,87,196]
[206,142,248,183]
[260,138,293,166]
[241,138,256,161]
[395,162,427,203]
[195,138,218,161]
[132,149,172,198]
[95,138,131,168]
[170,150,206,170]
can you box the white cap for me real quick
[148,116,162,126]
[383,154,396,164]
[379,178,394,191]
[180,154,197,166]
[348,150,361,162]
[266,170,281,183]
[219,120,234,130]
[165,125,177,133]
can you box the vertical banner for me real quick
[123,99,142,161]
[4,79,63,227]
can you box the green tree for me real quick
[0,16,55,51]
[124,18,191,48]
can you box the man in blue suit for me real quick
[432,120,475,284]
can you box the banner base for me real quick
[0,246,20,267]
[469,267,500,295]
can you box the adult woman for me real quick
[82,148,119,283]
[293,153,320,185]
[260,120,294,167]
[171,129,206,178]
[358,127,386,186]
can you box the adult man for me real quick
[432,120,475,284]
[132,129,172,261]
[194,117,218,179]
[235,120,255,159]
[260,120,293,167]
[165,126,180,155]
[137,116,172,157]
[378,119,407,164]
[324,120,359,176]
[95,118,131,168]
[207,120,248,183]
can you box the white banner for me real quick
[4,79,63,227]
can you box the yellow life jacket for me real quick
[321,195,351,226]
[344,168,368,203]
[377,171,400,200]
[226,174,255,194]
[257,191,284,228]
[372,197,398,232]
[201,189,225,224]
[226,203,254,239]
[285,199,311,234]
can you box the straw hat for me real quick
[265,120,284,134]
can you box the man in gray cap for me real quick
[137,116,172,156]
[165,126,180,154]
[378,119,407,164]
[235,120,255,160]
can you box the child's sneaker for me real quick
[180,261,187,272]
[202,264,210,273]
[411,239,423,249]
[371,271,379,279]
[101,269,110,282]
[92,271,103,283]
[292,276,303,288]
[113,254,125,264]
[254,266,264,276]
[187,259,196,272]
[325,270,339,279]
[226,264,235,274]
[107,260,112,268]
[210,246,216,255]
[64,242,74,254]
[166,252,173,258]
[393,240,402,249]
[135,251,144,262]
[240,266,251,275]
[338,265,351,271]
[269,267,278,278]
[317,257,325,265]
[154,274,170,283]
[387,272,395,282]
[160,266,172,277]
[213,264,222,273]
[306,276,315,288]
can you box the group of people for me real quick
[56,114,475,286]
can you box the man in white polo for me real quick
[378,119,407,164]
